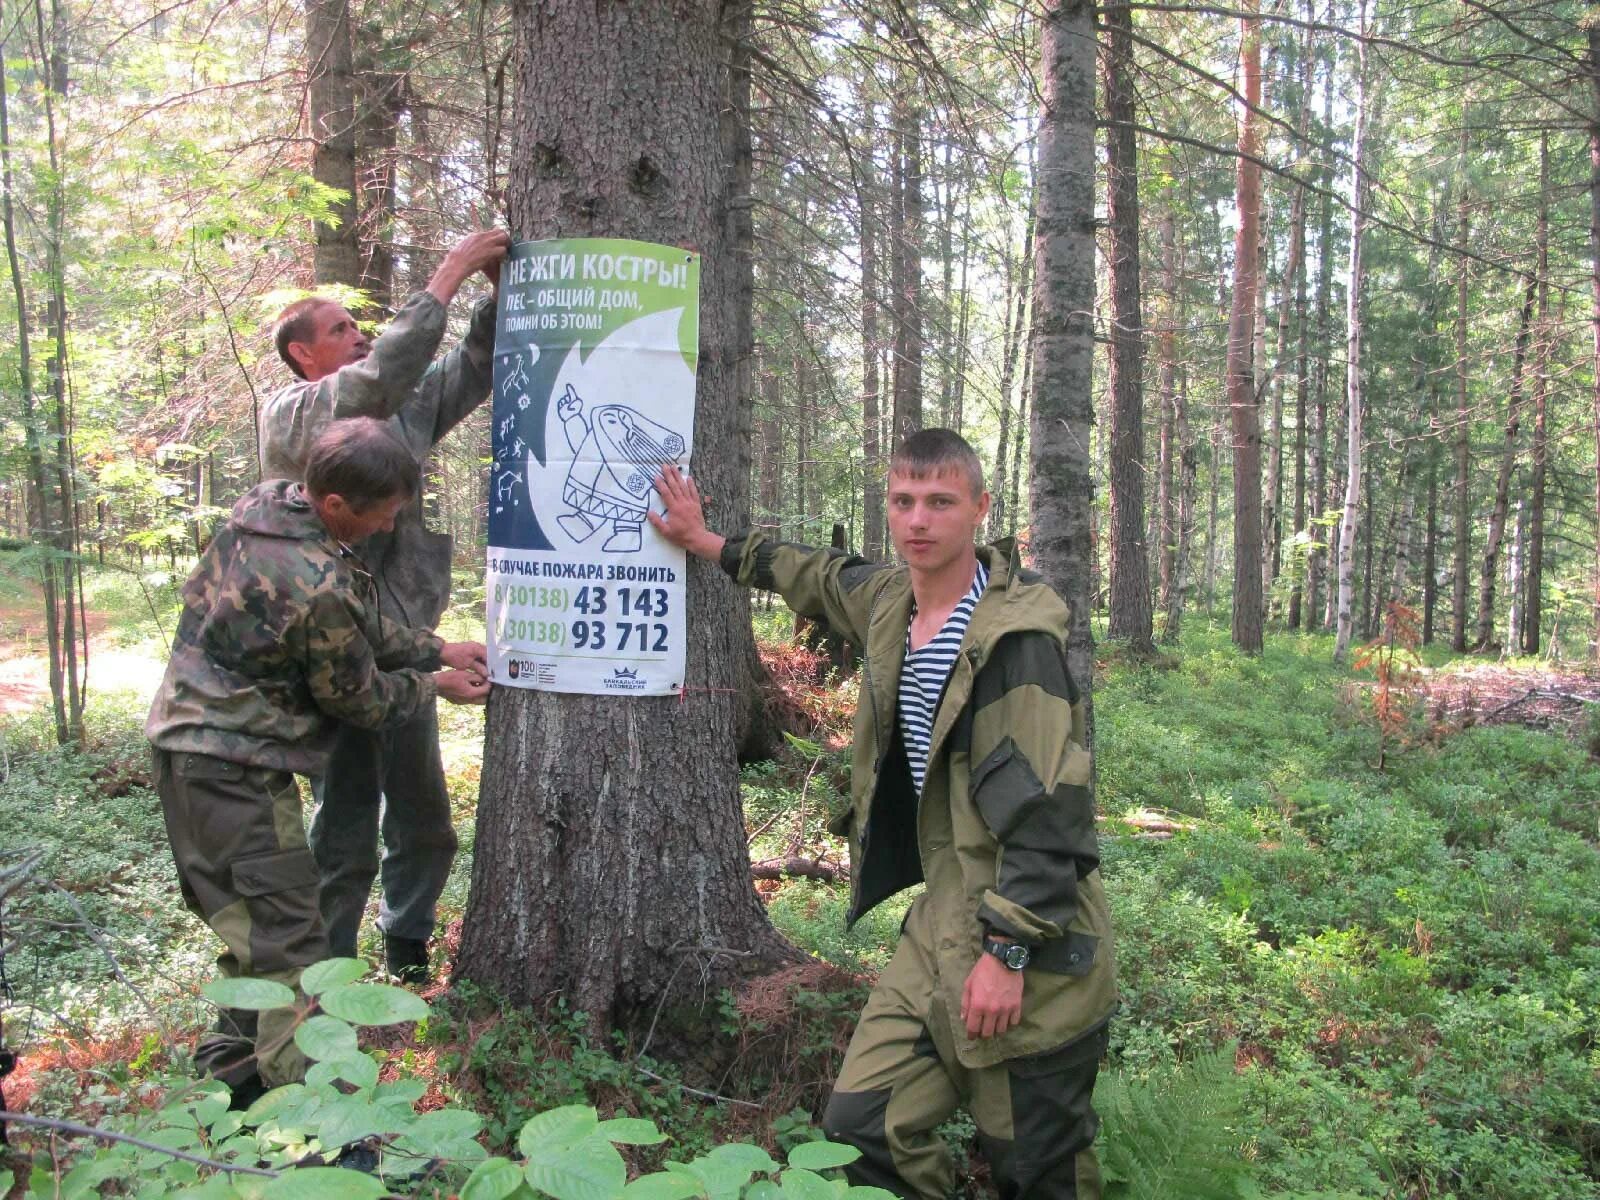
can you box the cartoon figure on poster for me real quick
[553,384,686,552]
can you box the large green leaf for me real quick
[777,1169,835,1200]
[596,1117,666,1145]
[201,977,296,1011]
[317,982,429,1025]
[524,1136,627,1200]
[300,959,370,996]
[261,1167,387,1199]
[621,1173,702,1200]
[706,1143,778,1175]
[392,1107,486,1157]
[294,1015,358,1061]
[315,1097,390,1148]
[785,1142,860,1172]
[306,1052,379,1092]
[462,1157,527,1200]
[518,1104,599,1157]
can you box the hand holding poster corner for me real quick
[486,238,700,696]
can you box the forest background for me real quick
[2,0,1599,1197]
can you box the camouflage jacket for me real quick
[721,532,1116,1068]
[145,480,444,773]
[258,291,497,630]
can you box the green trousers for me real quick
[153,748,327,1088]
[823,897,1105,1200]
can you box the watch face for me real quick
[1004,944,1030,970]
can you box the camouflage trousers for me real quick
[309,702,457,956]
[153,748,328,1088]
[823,898,1106,1200]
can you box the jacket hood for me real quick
[968,538,1071,655]
[231,479,334,544]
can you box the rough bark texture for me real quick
[1031,0,1098,735]
[1472,281,1536,651]
[1524,133,1550,655]
[1227,2,1265,655]
[306,0,362,288]
[458,0,794,1029]
[890,46,923,442]
[354,37,403,314]
[991,203,1034,536]
[1102,1,1154,653]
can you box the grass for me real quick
[3,568,1597,1198]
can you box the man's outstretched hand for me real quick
[648,467,726,561]
[440,640,488,675]
[427,229,511,306]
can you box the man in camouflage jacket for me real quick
[147,419,488,1093]
[258,228,508,980]
[651,431,1116,1200]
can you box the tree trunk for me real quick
[1332,0,1372,664]
[1507,498,1524,649]
[459,0,793,1031]
[1472,280,1537,651]
[857,64,884,559]
[306,0,362,288]
[355,37,404,314]
[1031,0,1098,734]
[1451,124,1473,652]
[1102,0,1154,653]
[1156,209,1178,627]
[1307,48,1335,631]
[991,201,1034,536]
[1524,132,1550,655]
[1227,0,1265,654]
[1423,401,1439,643]
[890,47,923,443]
[1590,26,1600,661]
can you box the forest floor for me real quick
[3,555,1598,1199]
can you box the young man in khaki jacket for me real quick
[651,429,1116,1199]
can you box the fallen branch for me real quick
[751,856,844,883]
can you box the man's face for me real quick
[886,467,990,575]
[290,304,370,381]
[318,492,407,544]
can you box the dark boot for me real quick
[384,936,430,985]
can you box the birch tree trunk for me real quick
[1307,54,1335,630]
[1332,0,1373,664]
[1228,0,1265,654]
[459,0,794,1031]
[1031,0,1098,731]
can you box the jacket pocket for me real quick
[176,753,245,783]
[232,847,320,897]
[969,737,1047,842]
[1029,930,1100,977]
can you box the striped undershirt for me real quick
[898,559,990,796]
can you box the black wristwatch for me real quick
[982,934,1031,971]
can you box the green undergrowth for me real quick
[5,602,1598,1198]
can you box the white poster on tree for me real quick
[485,237,700,696]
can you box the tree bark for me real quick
[1306,48,1335,631]
[1472,280,1537,651]
[459,0,793,1030]
[1524,132,1550,655]
[857,63,884,559]
[1227,0,1265,654]
[1451,123,1473,652]
[1156,209,1178,628]
[991,201,1034,536]
[890,42,924,443]
[306,0,362,288]
[1031,0,1098,734]
[1591,25,1600,661]
[1332,0,1373,664]
[1102,0,1154,653]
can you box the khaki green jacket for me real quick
[145,481,443,772]
[258,291,496,630]
[722,532,1116,1068]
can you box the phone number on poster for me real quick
[493,615,670,654]
[492,583,670,618]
